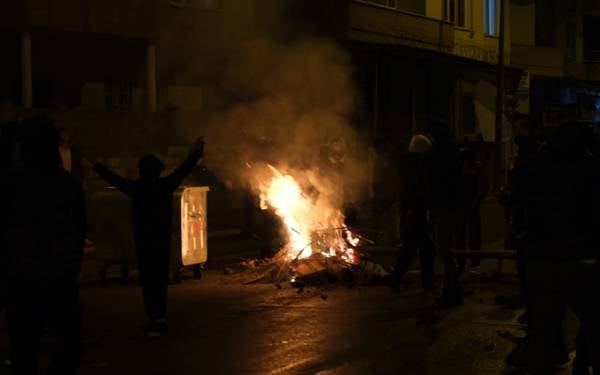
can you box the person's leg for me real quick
[469,205,482,267]
[392,234,418,285]
[432,207,461,303]
[573,327,591,375]
[154,247,171,321]
[455,207,467,272]
[526,261,566,374]
[418,233,436,291]
[516,241,529,312]
[567,262,600,374]
[137,254,157,322]
[46,279,82,375]
[6,281,42,375]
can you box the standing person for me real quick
[370,138,402,245]
[428,121,463,307]
[503,114,541,322]
[513,122,600,374]
[1,117,86,375]
[456,140,488,273]
[391,135,435,292]
[92,137,204,337]
[504,114,569,370]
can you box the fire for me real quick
[258,165,359,264]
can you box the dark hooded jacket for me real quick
[513,122,600,260]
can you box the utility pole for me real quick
[494,0,506,189]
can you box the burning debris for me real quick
[257,165,360,264]
[234,164,389,287]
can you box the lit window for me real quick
[170,0,219,10]
[446,0,467,28]
[105,83,133,111]
[484,0,499,36]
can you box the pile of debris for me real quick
[235,250,390,288]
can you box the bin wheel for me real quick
[120,264,129,280]
[192,266,202,280]
[173,268,182,284]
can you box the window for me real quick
[170,0,219,10]
[446,0,466,28]
[535,0,556,47]
[105,83,133,111]
[484,0,499,36]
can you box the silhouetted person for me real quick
[504,114,569,370]
[456,139,488,272]
[503,114,540,322]
[428,121,463,307]
[0,117,86,375]
[513,122,600,374]
[370,138,402,244]
[0,121,20,176]
[391,135,435,292]
[93,138,204,336]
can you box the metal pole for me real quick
[373,50,380,141]
[146,43,157,112]
[494,0,506,189]
[21,33,32,109]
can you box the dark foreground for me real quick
[0,260,581,375]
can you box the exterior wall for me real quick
[346,1,455,53]
[511,1,535,46]
[425,0,443,20]
[18,0,164,37]
[453,0,511,65]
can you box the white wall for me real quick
[511,2,535,45]
[425,0,443,19]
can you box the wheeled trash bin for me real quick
[88,186,209,282]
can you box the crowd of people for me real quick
[0,116,204,374]
[1,114,599,374]
[389,121,485,308]
[386,117,600,374]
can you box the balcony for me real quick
[511,43,564,77]
[345,1,454,52]
[290,0,454,53]
[0,0,164,38]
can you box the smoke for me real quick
[182,37,370,208]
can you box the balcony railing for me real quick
[4,0,165,37]
[346,1,454,52]
[511,44,565,77]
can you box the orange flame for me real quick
[258,165,359,263]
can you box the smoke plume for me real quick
[183,37,370,208]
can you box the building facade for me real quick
[0,0,519,191]
[510,0,600,125]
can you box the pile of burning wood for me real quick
[233,165,389,287]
